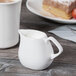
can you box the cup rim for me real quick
[0,0,22,5]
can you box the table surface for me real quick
[0,0,76,76]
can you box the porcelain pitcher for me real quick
[18,29,63,70]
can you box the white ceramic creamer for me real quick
[18,29,63,70]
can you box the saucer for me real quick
[26,0,76,24]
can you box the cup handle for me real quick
[46,37,63,59]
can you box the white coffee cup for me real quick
[0,0,22,48]
[18,29,63,70]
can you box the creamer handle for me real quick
[46,37,63,59]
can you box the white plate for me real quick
[26,0,76,24]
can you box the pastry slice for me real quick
[42,0,76,19]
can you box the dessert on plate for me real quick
[42,0,76,19]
